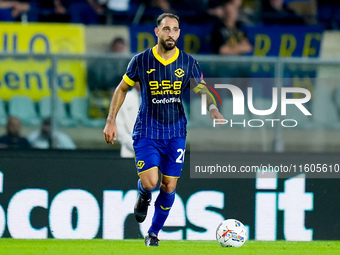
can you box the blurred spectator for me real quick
[34,0,69,22]
[0,116,31,149]
[105,0,130,12]
[170,0,213,24]
[87,37,130,118]
[151,0,175,13]
[262,0,305,25]
[287,0,317,25]
[27,118,76,149]
[88,36,129,91]
[0,0,30,21]
[172,0,208,14]
[208,0,256,25]
[100,0,131,24]
[234,0,258,26]
[211,0,252,55]
[53,0,65,14]
[141,0,179,24]
[317,0,340,29]
[53,0,104,24]
[102,0,132,24]
[116,83,140,158]
[109,37,129,54]
[208,0,225,21]
[106,36,130,91]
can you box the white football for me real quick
[216,219,247,247]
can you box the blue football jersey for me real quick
[123,45,202,140]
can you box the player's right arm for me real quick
[103,79,131,145]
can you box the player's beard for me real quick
[160,38,177,51]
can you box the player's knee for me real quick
[139,167,159,190]
[142,179,158,191]
[161,182,177,193]
[144,182,157,191]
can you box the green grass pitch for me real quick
[0,239,339,255]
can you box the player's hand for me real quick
[210,109,225,125]
[103,120,117,145]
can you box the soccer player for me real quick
[103,13,224,246]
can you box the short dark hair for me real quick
[112,37,126,45]
[157,13,180,27]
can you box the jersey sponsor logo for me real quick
[149,80,182,95]
[151,90,181,95]
[152,97,181,104]
[174,68,185,78]
[137,160,145,169]
[146,69,156,74]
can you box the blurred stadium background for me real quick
[0,0,339,243]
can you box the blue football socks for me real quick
[148,188,176,235]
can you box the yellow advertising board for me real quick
[0,23,86,102]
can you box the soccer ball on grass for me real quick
[216,219,247,247]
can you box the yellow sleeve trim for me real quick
[123,74,136,87]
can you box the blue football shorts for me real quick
[133,137,186,178]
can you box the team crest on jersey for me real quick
[174,68,185,78]
[137,160,145,169]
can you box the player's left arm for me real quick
[195,87,225,123]
[191,59,225,124]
